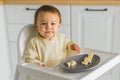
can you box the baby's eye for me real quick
[51,23,56,25]
[40,22,46,25]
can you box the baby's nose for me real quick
[46,23,52,29]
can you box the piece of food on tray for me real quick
[66,60,77,68]
[82,53,94,66]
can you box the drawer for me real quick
[5,5,70,24]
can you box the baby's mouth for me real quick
[45,31,52,33]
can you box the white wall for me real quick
[0,5,11,80]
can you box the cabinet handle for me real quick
[85,8,107,11]
[26,8,37,11]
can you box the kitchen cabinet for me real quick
[0,0,2,4]
[5,5,120,80]
[71,6,120,80]
[71,6,115,52]
[5,5,70,80]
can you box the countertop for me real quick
[2,0,120,5]
[0,0,3,4]
[18,48,120,80]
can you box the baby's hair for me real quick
[34,5,62,26]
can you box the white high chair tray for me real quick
[18,48,120,80]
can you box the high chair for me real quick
[15,24,69,80]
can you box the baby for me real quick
[23,5,80,67]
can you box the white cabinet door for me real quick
[71,6,119,80]
[71,6,115,52]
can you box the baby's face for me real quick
[36,12,61,40]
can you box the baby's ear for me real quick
[34,25,38,31]
[58,23,61,29]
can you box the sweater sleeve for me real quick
[23,38,44,65]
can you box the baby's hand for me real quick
[38,63,46,67]
[70,44,80,53]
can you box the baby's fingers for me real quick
[38,63,46,67]
[41,64,46,66]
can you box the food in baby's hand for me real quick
[66,60,77,68]
[82,53,94,66]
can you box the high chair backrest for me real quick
[17,24,35,63]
